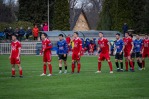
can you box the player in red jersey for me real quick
[123,32,134,72]
[89,40,95,55]
[40,33,53,76]
[141,34,149,70]
[9,34,23,77]
[66,34,71,53]
[71,32,82,73]
[96,32,113,73]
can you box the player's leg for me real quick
[17,64,23,77]
[47,62,52,76]
[107,59,113,73]
[105,53,113,73]
[119,60,123,71]
[64,60,67,74]
[125,57,129,71]
[11,65,15,77]
[77,60,81,73]
[71,60,75,73]
[59,59,62,74]
[136,54,142,70]
[128,56,134,72]
[142,57,145,70]
[10,57,15,77]
[71,54,76,73]
[40,62,47,76]
[96,54,103,73]
[119,52,123,71]
[15,57,23,77]
[115,59,120,72]
[115,53,120,72]
[63,54,68,73]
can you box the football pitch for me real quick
[0,55,149,99]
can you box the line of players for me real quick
[9,32,149,77]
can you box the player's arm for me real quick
[130,41,134,54]
[17,43,21,59]
[96,44,100,55]
[45,40,52,50]
[108,42,111,54]
[63,41,68,57]
[9,46,12,59]
[141,41,144,54]
[78,40,82,55]
[56,42,59,55]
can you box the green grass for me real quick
[0,55,149,99]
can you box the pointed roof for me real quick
[70,9,91,30]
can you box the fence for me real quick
[0,42,39,55]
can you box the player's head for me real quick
[73,32,79,38]
[58,34,64,40]
[129,34,133,38]
[11,34,17,41]
[144,34,148,39]
[125,32,129,37]
[116,33,120,40]
[136,34,140,39]
[99,32,103,38]
[41,33,48,40]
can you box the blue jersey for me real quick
[134,39,142,52]
[114,39,124,53]
[57,39,68,54]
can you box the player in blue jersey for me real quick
[114,33,124,72]
[134,34,143,70]
[57,34,68,74]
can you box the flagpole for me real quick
[48,0,49,31]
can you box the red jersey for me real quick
[66,36,71,44]
[11,40,21,58]
[89,44,95,51]
[142,39,149,53]
[73,37,82,54]
[123,37,133,52]
[41,38,52,55]
[98,38,109,53]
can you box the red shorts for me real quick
[43,53,51,62]
[142,53,149,58]
[124,51,131,57]
[98,52,110,61]
[72,53,81,61]
[10,57,20,64]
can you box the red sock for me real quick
[12,69,15,76]
[77,63,81,73]
[130,61,134,70]
[142,60,145,68]
[43,64,47,74]
[108,62,113,71]
[19,69,23,76]
[48,64,52,74]
[72,63,75,72]
[125,61,128,71]
[98,62,101,71]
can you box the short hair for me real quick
[136,34,140,36]
[74,32,79,35]
[59,34,64,37]
[129,34,133,38]
[99,32,103,34]
[125,32,129,35]
[41,33,47,37]
[11,34,17,38]
[116,33,120,36]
